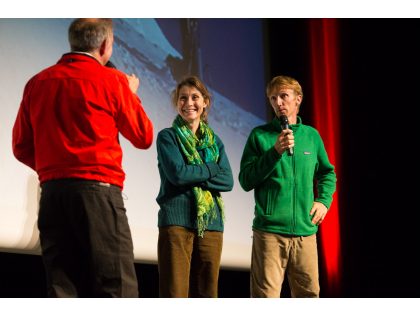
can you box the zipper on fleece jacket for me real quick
[292,151,297,234]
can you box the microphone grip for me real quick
[279,115,294,156]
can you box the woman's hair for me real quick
[171,76,212,123]
[68,18,113,53]
[266,75,303,99]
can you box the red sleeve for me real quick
[12,80,36,170]
[114,74,154,149]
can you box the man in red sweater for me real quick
[12,18,153,297]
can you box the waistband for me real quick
[40,178,120,190]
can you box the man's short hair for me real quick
[266,75,303,98]
[68,18,113,52]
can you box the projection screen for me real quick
[0,18,267,269]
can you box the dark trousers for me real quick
[38,179,138,297]
[158,226,223,298]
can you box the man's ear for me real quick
[99,39,107,57]
[296,95,303,114]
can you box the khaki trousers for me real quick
[158,226,223,298]
[251,229,320,298]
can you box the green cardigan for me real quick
[239,116,336,236]
[156,127,234,232]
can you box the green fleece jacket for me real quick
[239,116,336,236]
[156,127,234,232]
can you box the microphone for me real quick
[105,60,117,69]
[279,115,294,155]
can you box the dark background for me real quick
[2,18,420,298]
[267,18,420,298]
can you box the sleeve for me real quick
[314,133,337,209]
[238,128,281,192]
[12,80,36,170]
[200,135,234,192]
[157,129,221,187]
[114,73,154,149]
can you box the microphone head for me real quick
[279,115,289,130]
[105,60,117,69]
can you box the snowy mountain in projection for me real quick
[111,18,264,137]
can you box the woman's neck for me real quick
[188,120,200,135]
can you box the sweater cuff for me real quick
[205,162,220,178]
[269,146,281,161]
[315,198,332,209]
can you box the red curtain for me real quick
[308,18,342,297]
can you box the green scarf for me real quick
[172,115,225,237]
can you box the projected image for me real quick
[111,19,266,134]
[0,18,267,268]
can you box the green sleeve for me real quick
[238,128,281,192]
[201,135,234,192]
[157,129,220,186]
[314,133,337,209]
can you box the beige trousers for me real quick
[251,229,320,298]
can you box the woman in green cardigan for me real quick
[156,76,234,297]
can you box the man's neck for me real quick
[71,51,104,65]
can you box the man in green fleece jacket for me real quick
[239,75,336,298]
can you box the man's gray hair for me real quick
[68,18,113,52]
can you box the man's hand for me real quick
[310,202,328,225]
[126,73,139,94]
[274,129,294,155]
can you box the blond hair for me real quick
[266,75,303,99]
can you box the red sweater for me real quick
[12,53,154,188]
